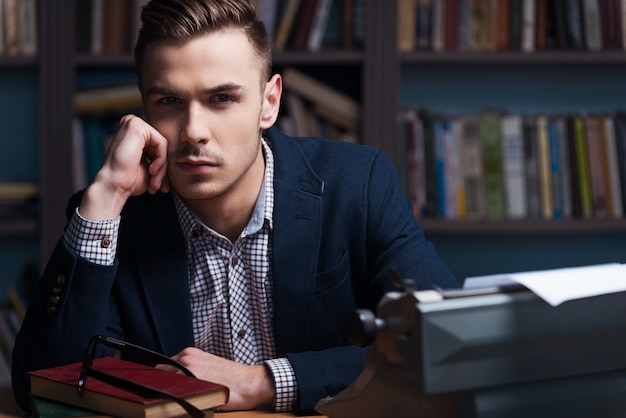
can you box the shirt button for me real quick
[237,329,246,339]
[101,236,111,248]
[231,257,238,267]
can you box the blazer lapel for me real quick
[270,130,325,355]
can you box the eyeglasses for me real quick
[77,335,205,418]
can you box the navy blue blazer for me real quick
[12,127,458,412]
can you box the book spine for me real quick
[4,0,20,56]
[501,114,527,218]
[556,117,573,219]
[521,0,536,52]
[480,110,505,219]
[536,115,553,219]
[18,0,37,56]
[548,118,563,219]
[289,0,319,50]
[459,115,485,219]
[416,0,433,50]
[523,115,541,218]
[434,118,448,217]
[307,0,334,51]
[444,0,460,50]
[585,115,609,218]
[573,115,593,218]
[582,0,603,50]
[602,115,623,218]
[274,0,301,52]
[398,0,417,51]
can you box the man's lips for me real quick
[176,159,219,173]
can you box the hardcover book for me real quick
[29,357,228,418]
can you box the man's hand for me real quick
[79,114,169,221]
[166,347,276,411]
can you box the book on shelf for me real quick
[522,114,541,219]
[582,0,603,51]
[0,181,38,203]
[17,0,37,57]
[289,0,319,50]
[74,84,142,115]
[431,0,446,52]
[536,115,553,219]
[307,0,334,51]
[397,0,417,51]
[29,357,229,418]
[571,115,594,219]
[551,115,572,219]
[282,67,360,130]
[3,0,20,56]
[415,0,433,51]
[273,0,301,52]
[521,0,536,52]
[444,0,460,51]
[479,109,505,219]
[584,114,610,219]
[501,113,527,219]
[457,114,485,220]
[601,114,623,218]
[401,109,427,217]
[434,117,462,218]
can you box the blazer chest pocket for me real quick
[313,251,350,296]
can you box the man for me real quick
[12,0,458,413]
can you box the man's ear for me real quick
[260,74,282,129]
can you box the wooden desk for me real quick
[0,388,323,417]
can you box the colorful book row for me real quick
[398,0,626,53]
[398,108,626,221]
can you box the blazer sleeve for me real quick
[11,200,122,411]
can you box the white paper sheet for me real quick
[463,263,626,306]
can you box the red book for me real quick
[289,0,319,50]
[29,357,229,418]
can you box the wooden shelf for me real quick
[0,56,37,67]
[420,219,626,235]
[0,216,37,237]
[273,49,364,65]
[74,49,365,69]
[74,54,135,68]
[400,51,626,65]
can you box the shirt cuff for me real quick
[265,357,297,412]
[63,207,120,266]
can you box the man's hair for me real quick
[135,0,272,82]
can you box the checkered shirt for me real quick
[63,139,297,411]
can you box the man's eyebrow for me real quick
[145,83,246,96]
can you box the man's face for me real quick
[140,29,277,203]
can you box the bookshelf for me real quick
[386,0,626,279]
[4,0,626,295]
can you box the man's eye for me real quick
[159,97,180,105]
[211,94,235,104]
